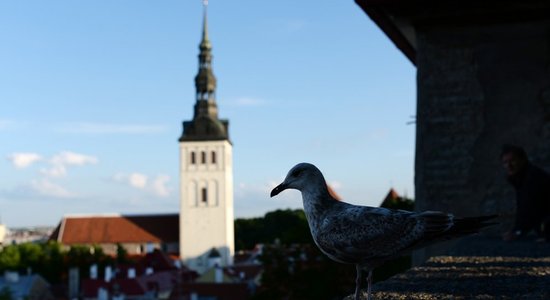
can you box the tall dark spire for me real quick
[180,1,229,142]
[195,2,215,103]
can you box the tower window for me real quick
[190,152,196,164]
[211,151,216,164]
[201,151,206,164]
[201,188,208,203]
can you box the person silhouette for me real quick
[501,145,550,242]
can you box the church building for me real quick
[178,3,235,273]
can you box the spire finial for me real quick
[195,0,215,104]
[201,0,210,46]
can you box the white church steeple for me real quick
[179,1,234,273]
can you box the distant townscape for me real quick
[0,225,55,246]
[0,189,411,300]
[0,2,421,300]
[4,0,549,298]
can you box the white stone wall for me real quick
[179,140,234,273]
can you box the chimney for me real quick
[104,266,112,282]
[214,265,223,283]
[127,268,136,279]
[146,243,155,253]
[90,264,98,279]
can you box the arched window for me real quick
[190,152,196,164]
[201,188,208,203]
[201,151,206,164]
[211,151,216,164]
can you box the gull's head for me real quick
[270,163,323,197]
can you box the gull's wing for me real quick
[314,205,453,265]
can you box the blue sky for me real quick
[0,1,416,227]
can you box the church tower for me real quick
[179,2,234,273]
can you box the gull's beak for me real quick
[270,182,288,197]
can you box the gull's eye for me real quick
[291,169,302,177]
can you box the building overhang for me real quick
[354,0,550,66]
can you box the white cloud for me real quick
[51,151,98,166]
[114,172,148,189]
[56,122,167,134]
[38,151,98,178]
[4,151,98,201]
[7,153,42,169]
[8,151,97,178]
[113,172,171,197]
[30,178,73,198]
[129,173,148,189]
[40,165,67,177]
[152,175,171,197]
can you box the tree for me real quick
[39,241,65,284]
[234,209,311,251]
[252,243,355,300]
[116,243,128,264]
[65,244,112,283]
[0,245,20,272]
[381,194,414,211]
[18,242,43,272]
[0,242,115,285]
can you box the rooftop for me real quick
[50,213,179,244]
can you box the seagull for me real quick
[270,163,496,300]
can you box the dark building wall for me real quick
[414,20,550,262]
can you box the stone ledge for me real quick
[344,237,550,299]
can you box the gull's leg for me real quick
[354,264,362,300]
[366,270,373,300]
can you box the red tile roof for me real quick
[50,214,179,244]
[386,188,400,201]
[380,188,400,207]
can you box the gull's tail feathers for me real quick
[445,214,499,237]
[418,211,454,233]
[407,213,498,253]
